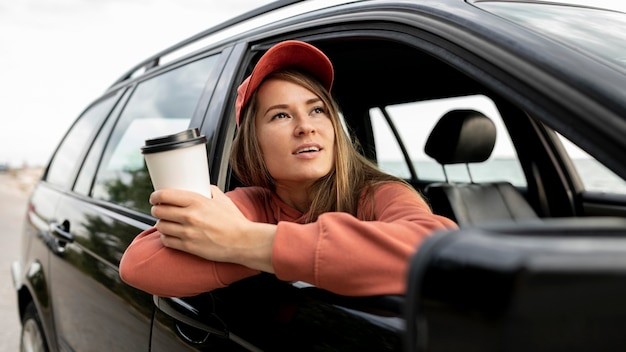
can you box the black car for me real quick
[12,0,626,351]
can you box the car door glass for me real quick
[92,55,219,213]
[74,89,131,196]
[557,133,626,194]
[46,92,122,189]
[371,95,527,187]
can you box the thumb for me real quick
[209,184,226,199]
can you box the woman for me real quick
[119,40,457,298]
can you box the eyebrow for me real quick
[263,97,323,116]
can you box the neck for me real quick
[274,182,312,213]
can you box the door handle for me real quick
[49,220,74,254]
[50,220,74,243]
[153,295,228,338]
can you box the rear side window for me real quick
[46,93,121,188]
[92,55,219,212]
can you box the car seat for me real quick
[423,109,538,226]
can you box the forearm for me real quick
[233,221,277,274]
[272,217,436,296]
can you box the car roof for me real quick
[111,0,626,86]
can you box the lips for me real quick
[295,146,320,154]
[293,143,322,155]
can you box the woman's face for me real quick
[255,78,335,188]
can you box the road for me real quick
[0,170,41,351]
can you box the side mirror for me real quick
[404,218,626,352]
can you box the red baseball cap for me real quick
[235,40,334,126]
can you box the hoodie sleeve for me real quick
[271,183,457,296]
[119,227,261,297]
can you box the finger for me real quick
[154,219,185,239]
[159,232,183,250]
[149,190,164,205]
[150,189,200,207]
[151,202,185,221]
[150,189,182,206]
[210,185,224,198]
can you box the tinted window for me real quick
[74,89,131,196]
[46,92,121,188]
[92,55,219,213]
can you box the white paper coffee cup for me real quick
[141,128,212,198]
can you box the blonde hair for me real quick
[230,69,414,222]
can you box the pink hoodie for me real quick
[119,182,457,297]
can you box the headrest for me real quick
[424,109,496,165]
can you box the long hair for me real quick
[230,69,413,222]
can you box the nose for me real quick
[294,115,316,136]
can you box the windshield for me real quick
[472,1,626,70]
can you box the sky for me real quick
[0,0,624,168]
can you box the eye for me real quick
[311,106,327,115]
[271,112,290,120]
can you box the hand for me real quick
[150,186,276,272]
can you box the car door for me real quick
[46,87,155,352]
[26,90,127,350]
[48,51,224,351]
